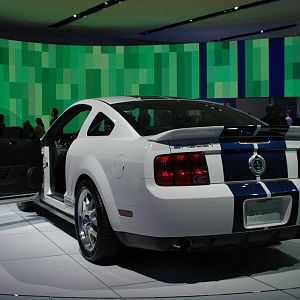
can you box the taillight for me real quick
[154,152,210,186]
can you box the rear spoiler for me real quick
[148,125,300,142]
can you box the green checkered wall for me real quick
[245,39,269,97]
[207,41,238,98]
[285,36,300,97]
[0,40,199,128]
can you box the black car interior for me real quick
[43,105,91,198]
[0,127,42,197]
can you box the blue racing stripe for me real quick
[264,180,299,226]
[221,142,255,181]
[220,126,257,182]
[221,141,254,150]
[258,139,286,150]
[258,140,288,179]
[227,182,267,232]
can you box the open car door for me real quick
[0,127,43,205]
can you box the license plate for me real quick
[244,196,291,228]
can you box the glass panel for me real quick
[63,110,90,134]
[113,100,264,136]
[88,113,114,136]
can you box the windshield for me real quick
[112,100,265,136]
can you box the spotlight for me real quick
[104,1,108,4]
[260,29,264,33]
[73,14,77,18]
[234,6,239,10]
[189,19,193,22]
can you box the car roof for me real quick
[77,96,200,106]
[97,96,184,105]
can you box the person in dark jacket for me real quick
[34,118,45,138]
[261,105,282,125]
[0,114,5,138]
[23,120,35,138]
[50,107,59,126]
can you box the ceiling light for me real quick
[218,24,297,41]
[138,0,279,36]
[50,0,126,28]
[189,19,193,22]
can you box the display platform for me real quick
[0,203,299,300]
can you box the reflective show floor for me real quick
[0,204,299,300]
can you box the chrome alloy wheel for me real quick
[77,188,98,253]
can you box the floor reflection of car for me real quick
[0,96,300,263]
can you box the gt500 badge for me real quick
[173,143,214,150]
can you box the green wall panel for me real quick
[245,39,269,97]
[207,41,238,98]
[285,36,300,97]
[0,39,199,128]
[1,36,300,128]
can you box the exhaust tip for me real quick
[172,238,193,251]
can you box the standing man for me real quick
[285,113,293,126]
[50,107,59,126]
[0,114,5,138]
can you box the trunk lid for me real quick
[148,125,300,183]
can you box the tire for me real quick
[17,201,36,212]
[75,179,119,264]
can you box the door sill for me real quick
[47,193,64,202]
[37,200,74,224]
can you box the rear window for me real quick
[112,100,264,136]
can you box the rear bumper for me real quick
[116,225,300,252]
[119,179,300,238]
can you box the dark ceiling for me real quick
[0,0,299,45]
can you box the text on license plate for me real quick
[244,196,291,228]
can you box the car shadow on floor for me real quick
[34,206,77,238]
[36,207,300,284]
[114,245,299,283]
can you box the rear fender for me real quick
[66,156,121,229]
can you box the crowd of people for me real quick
[22,118,45,139]
[0,107,59,138]
[260,104,300,126]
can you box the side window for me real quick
[63,110,91,135]
[88,113,115,136]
